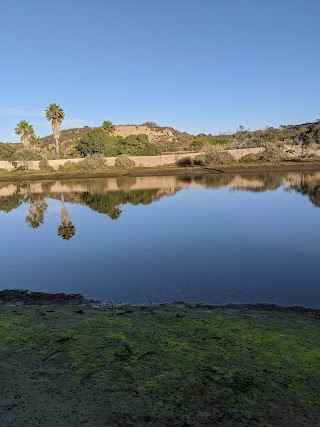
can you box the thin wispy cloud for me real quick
[0,108,43,117]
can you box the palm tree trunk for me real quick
[61,194,71,226]
[55,138,60,159]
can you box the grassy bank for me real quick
[1,303,319,426]
[1,160,320,183]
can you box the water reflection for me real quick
[0,171,320,232]
[58,194,76,240]
[1,171,320,306]
[25,196,47,229]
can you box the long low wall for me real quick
[0,148,265,172]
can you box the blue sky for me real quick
[1,0,319,142]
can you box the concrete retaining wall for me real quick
[0,148,266,172]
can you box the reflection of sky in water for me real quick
[0,173,320,307]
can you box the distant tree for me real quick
[45,103,65,159]
[77,128,116,157]
[102,120,115,133]
[14,120,35,147]
[299,132,313,157]
[142,121,159,128]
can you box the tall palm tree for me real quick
[58,194,76,240]
[14,120,35,147]
[45,103,65,158]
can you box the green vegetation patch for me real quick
[0,305,319,426]
[76,128,161,157]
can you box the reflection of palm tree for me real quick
[25,197,47,229]
[108,205,122,220]
[58,194,76,240]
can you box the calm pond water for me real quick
[0,172,320,307]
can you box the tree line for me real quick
[14,103,65,158]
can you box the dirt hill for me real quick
[40,125,192,158]
[38,120,320,159]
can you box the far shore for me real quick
[1,289,320,313]
[1,160,320,183]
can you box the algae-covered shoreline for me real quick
[1,291,320,426]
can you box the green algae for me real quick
[0,305,319,426]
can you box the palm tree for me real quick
[14,120,35,147]
[45,103,65,158]
[29,134,42,148]
[58,194,76,240]
[25,197,47,229]
[102,120,115,133]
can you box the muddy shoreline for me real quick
[1,289,319,315]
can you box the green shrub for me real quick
[77,128,116,157]
[77,129,161,157]
[193,154,206,166]
[190,140,205,150]
[141,121,159,128]
[240,153,261,163]
[102,120,115,133]
[39,159,54,171]
[0,143,16,161]
[204,149,235,165]
[77,154,106,170]
[176,156,194,167]
[115,134,161,156]
[13,149,42,161]
[58,161,79,172]
[114,154,135,169]
[259,144,287,162]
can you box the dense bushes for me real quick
[240,145,288,163]
[240,153,260,163]
[39,159,54,171]
[193,154,206,166]
[204,150,235,165]
[58,155,106,172]
[176,156,194,167]
[259,144,288,162]
[176,150,236,167]
[114,154,135,169]
[13,149,42,161]
[115,134,161,156]
[58,161,79,172]
[0,143,16,160]
[76,129,114,157]
[76,129,161,157]
[77,154,106,170]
